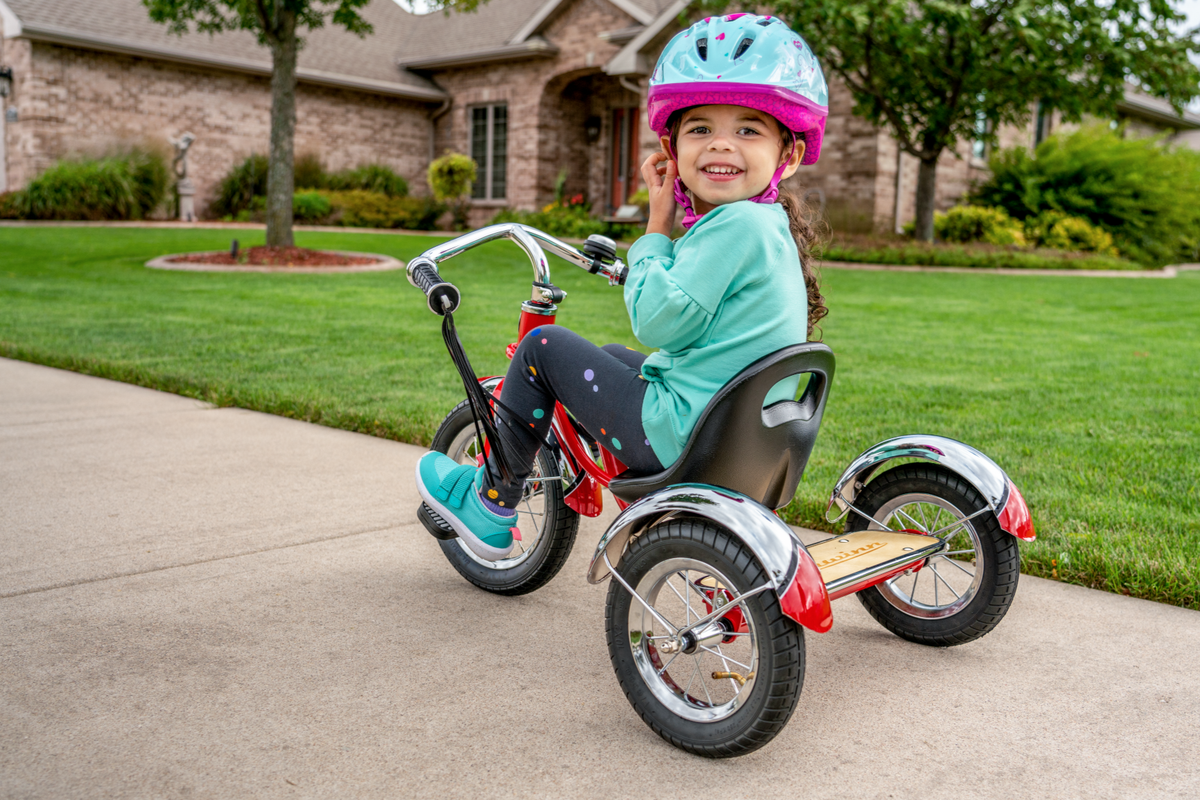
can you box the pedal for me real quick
[808,530,944,600]
[418,503,457,540]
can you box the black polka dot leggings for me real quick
[484,325,664,507]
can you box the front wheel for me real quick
[428,400,579,595]
[849,464,1020,646]
[605,519,804,757]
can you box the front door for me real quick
[609,107,640,214]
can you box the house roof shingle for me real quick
[394,0,675,66]
[2,0,445,99]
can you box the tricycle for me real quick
[406,223,1035,757]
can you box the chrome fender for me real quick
[587,484,833,634]
[826,435,1035,541]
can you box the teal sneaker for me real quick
[415,451,516,560]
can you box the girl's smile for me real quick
[665,105,804,216]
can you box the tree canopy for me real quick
[144,0,373,45]
[703,0,1200,239]
[143,0,375,245]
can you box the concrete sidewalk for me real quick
[2,357,1197,799]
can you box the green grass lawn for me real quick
[1,225,1196,609]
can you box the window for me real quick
[470,104,507,200]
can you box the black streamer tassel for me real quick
[441,311,515,488]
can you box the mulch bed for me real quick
[169,246,378,267]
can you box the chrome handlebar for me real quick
[406,224,627,313]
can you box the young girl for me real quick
[418,14,829,560]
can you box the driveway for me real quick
[2,357,1196,799]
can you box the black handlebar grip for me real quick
[408,258,461,315]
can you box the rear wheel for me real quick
[428,400,579,595]
[849,464,1020,646]
[605,519,804,757]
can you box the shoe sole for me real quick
[415,460,515,561]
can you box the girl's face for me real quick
[664,105,804,215]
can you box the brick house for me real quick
[2,0,1197,231]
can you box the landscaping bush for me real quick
[491,196,640,242]
[212,154,269,218]
[934,205,1026,246]
[327,164,408,197]
[971,125,1200,265]
[1024,211,1118,255]
[824,234,1139,270]
[321,190,442,230]
[0,191,21,219]
[428,152,477,230]
[293,153,328,191]
[292,191,332,224]
[1,149,169,221]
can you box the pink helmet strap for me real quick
[671,140,795,230]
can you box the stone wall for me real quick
[1,40,435,214]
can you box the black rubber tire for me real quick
[605,519,804,758]
[849,464,1020,647]
[429,400,579,596]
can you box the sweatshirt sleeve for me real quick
[623,204,775,352]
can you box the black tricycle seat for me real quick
[608,343,835,510]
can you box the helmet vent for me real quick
[756,18,774,27]
[695,37,707,60]
[733,36,754,59]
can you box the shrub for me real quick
[5,149,169,220]
[971,125,1200,265]
[320,190,443,230]
[327,164,408,197]
[824,234,1140,270]
[491,198,639,242]
[292,191,332,224]
[212,154,269,218]
[294,153,328,191]
[427,152,477,201]
[934,205,1026,246]
[1025,211,1118,255]
[428,152,477,230]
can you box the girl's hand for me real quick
[641,152,677,237]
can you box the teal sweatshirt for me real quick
[625,200,810,466]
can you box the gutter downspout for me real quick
[428,97,451,169]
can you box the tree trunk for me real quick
[913,156,940,243]
[265,11,298,248]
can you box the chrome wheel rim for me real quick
[870,493,983,618]
[443,425,558,570]
[628,558,759,723]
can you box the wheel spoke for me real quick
[929,562,963,603]
[711,644,743,695]
[931,505,943,532]
[894,506,926,532]
[665,576,691,609]
[697,659,715,707]
[685,570,693,626]
[937,554,976,578]
[656,648,682,677]
[698,645,750,671]
[917,502,930,532]
[684,657,699,699]
[929,507,989,539]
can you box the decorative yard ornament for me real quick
[170,131,197,222]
